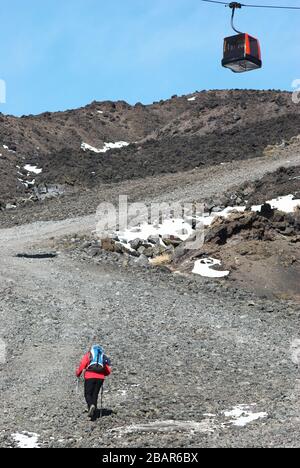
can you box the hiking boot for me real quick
[88,405,96,418]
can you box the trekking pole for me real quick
[100,383,104,418]
[76,377,80,395]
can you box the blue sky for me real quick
[0,0,300,116]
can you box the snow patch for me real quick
[12,432,39,448]
[3,144,16,153]
[110,419,216,436]
[24,165,42,175]
[252,195,300,214]
[203,206,246,226]
[119,218,194,245]
[18,178,36,188]
[115,240,135,253]
[224,405,267,427]
[192,258,229,278]
[101,141,130,152]
[81,142,102,153]
[206,196,300,226]
[81,141,129,154]
[188,96,197,102]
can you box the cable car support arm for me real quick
[228,2,243,34]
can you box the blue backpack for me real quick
[87,345,105,373]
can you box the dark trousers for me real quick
[84,379,103,409]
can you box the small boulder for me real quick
[89,246,101,257]
[135,254,150,268]
[137,246,146,255]
[162,235,182,247]
[260,203,274,219]
[148,235,160,245]
[129,238,143,250]
[144,247,155,258]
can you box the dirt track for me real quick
[1,141,300,229]
[1,148,300,448]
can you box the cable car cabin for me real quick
[222,33,262,73]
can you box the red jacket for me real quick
[76,352,112,380]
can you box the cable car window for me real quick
[223,35,245,60]
[249,36,259,58]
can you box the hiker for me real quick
[76,344,112,420]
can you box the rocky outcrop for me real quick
[99,235,176,263]
[204,208,300,246]
[220,165,300,209]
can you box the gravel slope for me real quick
[1,145,300,448]
[0,235,299,448]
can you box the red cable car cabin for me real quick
[222,33,262,73]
